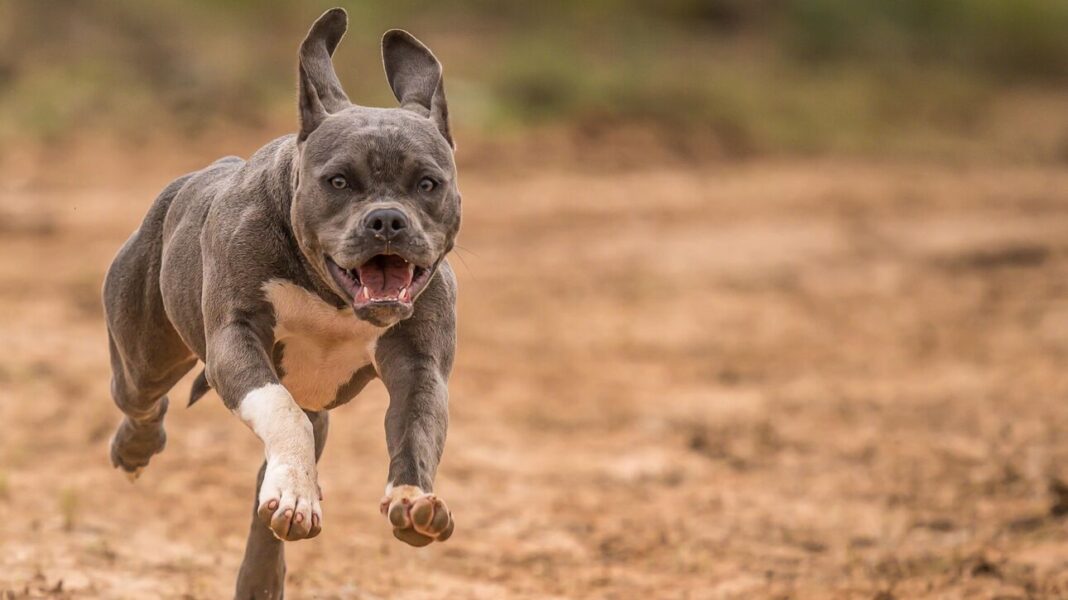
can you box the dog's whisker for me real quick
[449,248,476,280]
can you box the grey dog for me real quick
[102,8,459,597]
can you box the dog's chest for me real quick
[263,280,384,411]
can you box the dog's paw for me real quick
[109,418,167,481]
[257,460,322,541]
[380,485,454,547]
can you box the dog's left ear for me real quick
[382,30,453,148]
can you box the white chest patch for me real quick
[263,279,385,411]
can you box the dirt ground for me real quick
[2,139,1068,599]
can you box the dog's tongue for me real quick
[356,255,413,302]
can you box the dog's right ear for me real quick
[382,30,452,148]
[298,8,350,142]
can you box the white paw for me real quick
[236,384,322,541]
[257,459,322,541]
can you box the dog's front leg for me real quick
[207,323,322,543]
[235,410,328,600]
[376,331,455,547]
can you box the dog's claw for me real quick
[381,485,454,547]
[124,466,144,482]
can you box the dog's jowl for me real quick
[102,8,459,597]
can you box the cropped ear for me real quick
[298,8,350,142]
[382,30,452,148]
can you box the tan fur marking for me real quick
[263,279,385,410]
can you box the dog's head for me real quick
[290,9,460,327]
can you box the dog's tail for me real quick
[188,369,211,406]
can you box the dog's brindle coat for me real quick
[102,9,458,598]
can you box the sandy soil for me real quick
[2,146,1068,599]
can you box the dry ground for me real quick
[2,141,1068,598]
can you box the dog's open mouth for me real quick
[326,255,431,308]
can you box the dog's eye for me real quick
[417,177,437,193]
[329,175,348,190]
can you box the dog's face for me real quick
[289,10,460,326]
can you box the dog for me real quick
[102,8,459,597]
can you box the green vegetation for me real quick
[59,486,79,531]
[1,0,1066,156]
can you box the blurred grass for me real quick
[59,486,79,531]
[0,0,1066,158]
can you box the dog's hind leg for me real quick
[106,331,194,479]
[103,200,196,479]
[235,410,329,600]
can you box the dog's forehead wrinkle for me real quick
[312,107,453,167]
[310,134,451,186]
[368,150,385,174]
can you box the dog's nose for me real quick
[364,208,409,240]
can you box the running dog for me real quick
[102,8,459,597]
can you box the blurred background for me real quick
[3,1,1068,598]
[3,0,1068,158]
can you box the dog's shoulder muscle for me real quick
[157,135,306,358]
